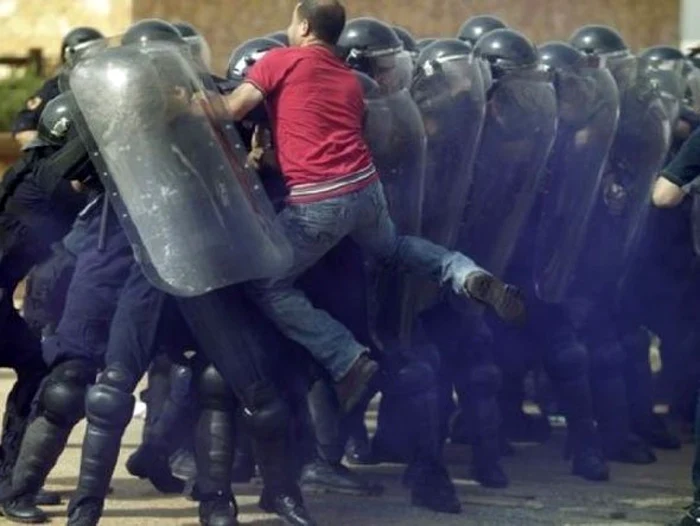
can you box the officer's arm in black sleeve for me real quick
[32,137,91,197]
[653,125,700,208]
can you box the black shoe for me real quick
[604,435,657,465]
[127,444,185,494]
[472,461,509,489]
[344,436,377,466]
[259,490,317,526]
[300,460,383,496]
[464,272,526,324]
[572,448,610,482]
[668,502,700,526]
[199,493,238,526]
[33,489,61,506]
[66,497,104,526]
[1,494,48,524]
[410,462,462,515]
[636,416,682,450]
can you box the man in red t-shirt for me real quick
[224,0,525,413]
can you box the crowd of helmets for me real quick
[9,10,700,526]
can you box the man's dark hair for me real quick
[298,0,346,45]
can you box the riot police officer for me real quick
[11,27,103,148]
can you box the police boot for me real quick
[194,366,237,526]
[243,385,316,526]
[3,361,94,523]
[67,381,135,526]
[633,414,681,450]
[300,459,383,496]
[409,460,461,514]
[566,421,609,482]
[344,434,375,465]
[472,438,509,489]
[126,362,191,494]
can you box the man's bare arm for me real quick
[224,82,265,121]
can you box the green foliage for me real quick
[0,71,45,132]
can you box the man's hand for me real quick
[13,130,38,148]
[652,176,686,208]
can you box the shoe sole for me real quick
[339,362,380,414]
[467,274,525,323]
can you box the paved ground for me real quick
[0,372,692,526]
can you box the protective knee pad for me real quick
[85,382,135,430]
[100,364,138,393]
[169,363,193,404]
[242,385,290,441]
[589,343,625,376]
[384,359,436,397]
[38,359,96,427]
[548,342,588,382]
[197,364,234,412]
[467,364,502,396]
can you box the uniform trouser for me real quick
[178,289,299,497]
[420,302,502,463]
[692,388,700,503]
[496,301,597,445]
[0,225,50,486]
[572,296,633,451]
[7,211,143,501]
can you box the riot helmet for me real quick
[37,91,78,146]
[337,17,413,94]
[173,21,213,69]
[227,37,284,80]
[473,29,539,80]
[417,38,437,53]
[570,25,635,92]
[265,31,290,46]
[569,25,628,57]
[393,26,419,60]
[538,41,608,127]
[122,19,185,47]
[61,26,105,66]
[457,15,507,46]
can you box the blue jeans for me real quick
[247,180,481,381]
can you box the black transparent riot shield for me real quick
[455,70,558,280]
[693,192,700,257]
[412,54,487,248]
[534,62,620,302]
[363,88,427,347]
[69,40,292,296]
[573,65,673,296]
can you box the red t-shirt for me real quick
[246,46,376,198]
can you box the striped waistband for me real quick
[288,164,378,202]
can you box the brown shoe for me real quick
[335,355,380,413]
[464,271,526,323]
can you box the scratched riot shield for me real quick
[534,59,620,302]
[411,53,487,248]
[455,70,558,280]
[363,88,427,347]
[68,40,292,296]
